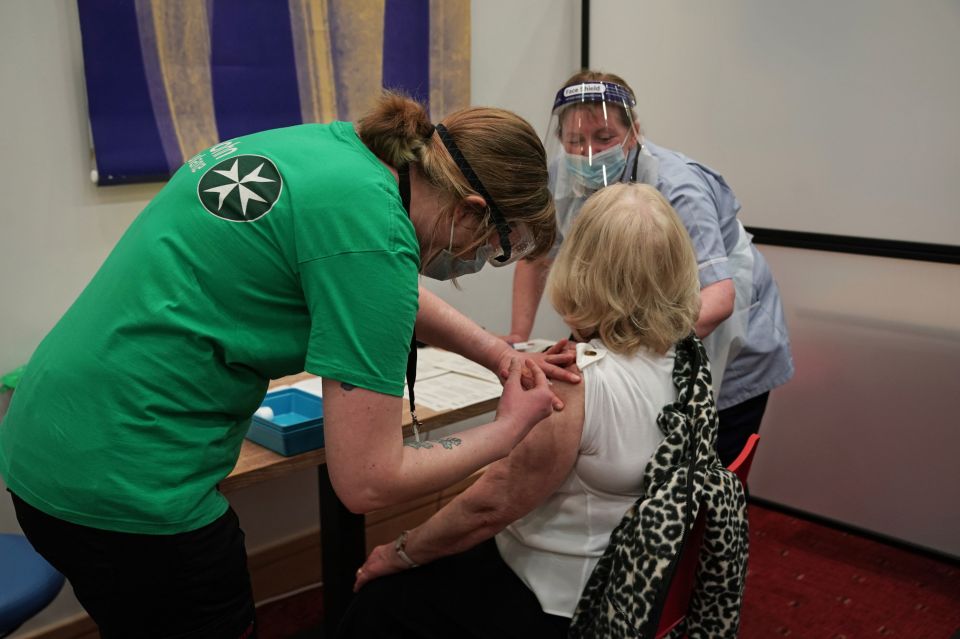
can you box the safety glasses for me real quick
[476,222,536,267]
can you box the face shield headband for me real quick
[552,80,637,112]
[434,123,515,264]
[547,81,639,199]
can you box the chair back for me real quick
[0,534,65,638]
[653,434,760,638]
[728,434,761,485]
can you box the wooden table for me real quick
[221,372,500,636]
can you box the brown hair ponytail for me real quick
[357,91,557,259]
[357,91,435,168]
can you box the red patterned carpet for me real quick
[740,504,960,638]
[256,504,960,638]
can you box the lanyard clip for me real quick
[410,410,423,443]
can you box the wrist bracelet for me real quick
[394,530,419,568]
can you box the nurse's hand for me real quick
[495,358,557,440]
[494,340,580,407]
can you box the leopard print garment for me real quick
[568,335,749,639]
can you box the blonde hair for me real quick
[358,91,556,258]
[548,183,701,355]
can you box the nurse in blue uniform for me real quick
[507,70,794,465]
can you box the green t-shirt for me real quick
[0,122,420,534]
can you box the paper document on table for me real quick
[512,338,558,353]
[415,357,449,381]
[403,371,503,411]
[416,348,501,383]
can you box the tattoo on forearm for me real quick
[404,437,463,450]
[340,382,356,391]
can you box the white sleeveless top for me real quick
[495,340,675,617]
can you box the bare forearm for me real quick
[332,419,518,514]
[510,258,550,340]
[695,278,735,338]
[386,423,516,507]
[324,359,556,514]
[352,469,522,590]
[390,386,583,565]
[354,391,583,590]
[401,470,518,564]
[415,286,508,372]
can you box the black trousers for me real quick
[11,492,256,639]
[716,391,770,468]
[336,538,570,639]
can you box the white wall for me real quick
[752,246,959,556]
[0,1,578,635]
[0,2,162,376]
[420,0,576,340]
[1,3,164,634]
[592,0,960,556]
[592,0,960,245]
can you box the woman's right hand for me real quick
[494,358,556,444]
[353,542,409,592]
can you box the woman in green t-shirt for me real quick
[1,91,578,639]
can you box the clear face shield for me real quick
[546,81,641,200]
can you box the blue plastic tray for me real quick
[246,388,324,456]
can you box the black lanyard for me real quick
[398,164,423,441]
[630,144,642,182]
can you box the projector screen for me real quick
[590,0,960,247]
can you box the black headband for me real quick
[433,123,513,263]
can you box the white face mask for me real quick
[421,217,487,281]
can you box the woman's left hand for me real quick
[495,339,580,398]
[353,543,410,592]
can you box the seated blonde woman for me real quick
[336,183,705,639]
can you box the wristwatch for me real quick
[394,530,419,568]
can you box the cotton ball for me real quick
[255,406,274,420]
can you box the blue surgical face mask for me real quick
[421,218,487,281]
[564,143,628,191]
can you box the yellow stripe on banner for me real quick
[429,0,471,120]
[327,0,384,122]
[149,0,219,160]
[289,0,338,123]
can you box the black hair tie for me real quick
[434,123,513,262]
